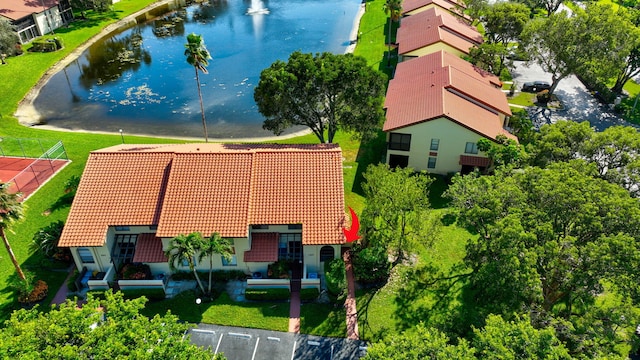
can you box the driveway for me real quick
[188,324,367,360]
[510,61,634,131]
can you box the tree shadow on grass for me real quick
[351,131,387,196]
[55,10,123,34]
[355,287,389,342]
[47,192,74,213]
[393,263,481,340]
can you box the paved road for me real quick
[188,324,368,360]
[510,60,635,131]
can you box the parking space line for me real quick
[214,333,223,354]
[192,329,216,334]
[229,332,252,339]
[251,337,260,360]
[308,340,320,346]
[290,340,297,360]
[267,337,280,341]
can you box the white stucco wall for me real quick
[386,117,490,174]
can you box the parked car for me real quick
[521,81,551,93]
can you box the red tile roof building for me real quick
[402,0,471,22]
[59,144,346,248]
[397,7,482,59]
[1,0,73,43]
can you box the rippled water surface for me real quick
[34,0,360,138]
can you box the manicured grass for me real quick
[142,291,290,331]
[508,91,536,107]
[300,302,347,337]
[355,209,475,342]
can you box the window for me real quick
[389,154,409,168]
[320,246,335,262]
[251,224,269,229]
[288,224,302,230]
[388,133,411,151]
[222,255,237,266]
[181,257,196,267]
[115,226,130,231]
[465,142,478,154]
[279,233,302,261]
[430,138,440,151]
[427,157,437,169]
[111,234,137,267]
[78,248,94,263]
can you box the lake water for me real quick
[34,0,360,139]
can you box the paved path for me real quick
[288,277,301,333]
[50,264,75,306]
[344,250,359,340]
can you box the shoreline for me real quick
[14,0,366,141]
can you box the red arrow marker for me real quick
[342,207,361,243]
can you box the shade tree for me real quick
[254,51,386,143]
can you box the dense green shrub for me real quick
[67,268,79,292]
[324,258,346,296]
[351,245,390,283]
[121,288,166,301]
[170,271,194,281]
[32,220,65,258]
[86,290,108,300]
[267,260,290,278]
[30,40,56,52]
[211,270,247,281]
[245,288,290,301]
[300,288,319,301]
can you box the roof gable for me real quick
[403,0,466,13]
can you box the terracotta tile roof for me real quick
[1,0,60,21]
[459,155,491,167]
[383,75,517,141]
[403,0,466,13]
[393,50,502,88]
[402,0,471,21]
[132,233,167,263]
[59,152,174,247]
[59,144,345,248]
[397,7,482,55]
[244,233,278,262]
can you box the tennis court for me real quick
[0,139,70,200]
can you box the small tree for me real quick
[184,33,212,142]
[0,184,26,281]
[165,232,206,294]
[383,0,402,66]
[360,164,438,266]
[198,232,233,296]
[0,18,19,57]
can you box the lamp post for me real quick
[195,297,202,317]
[119,129,125,144]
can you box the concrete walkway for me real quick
[343,250,359,340]
[50,264,75,306]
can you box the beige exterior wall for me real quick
[401,42,467,62]
[386,117,489,174]
[34,7,63,36]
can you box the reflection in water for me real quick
[152,10,187,38]
[79,29,152,89]
[192,0,229,22]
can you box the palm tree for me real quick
[198,232,234,296]
[0,184,26,281]
[383,0,403,66]
[165,232,206,294]
[184,33,212,142]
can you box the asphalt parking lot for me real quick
[188,324,368,360]
[510,60,635,131]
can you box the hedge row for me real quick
[245,288,290,301]
[171,270,247,282]
[86,288,166,301]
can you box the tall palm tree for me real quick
[0,184,26,281]
[383,0,403,66]
[198,232,234,296]
[165,232,206,294]
[184,33,212,142]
